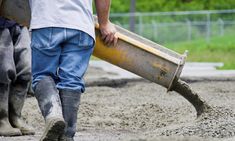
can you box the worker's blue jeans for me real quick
[31,28,94,93]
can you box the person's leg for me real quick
[0,83,22,136]
[58,29,94,141]
[31,28,61,88]
[8,26,35,135]
[35,76,65,141]
[0,28,21,136]
[31,27,65,140]
[57,29,95,92]
[59,90,81,141]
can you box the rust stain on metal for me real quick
[151,62,169,80]
[152,62,169,73]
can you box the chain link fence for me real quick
[110,10,235,44]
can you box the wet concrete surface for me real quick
[1,61,235,141]
[171,79,212,117]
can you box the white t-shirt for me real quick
[29,0,95,40]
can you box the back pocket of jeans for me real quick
[31,28,52,49]
[78,31,94,48]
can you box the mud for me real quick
[1,68,235,141]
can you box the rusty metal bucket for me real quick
[0,0,187,91]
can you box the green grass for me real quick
[164,34,235,70]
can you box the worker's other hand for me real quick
[99,21,118,47]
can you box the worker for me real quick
[29,0,118,140]
[0,16,35,136]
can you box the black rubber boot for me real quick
[0,83,22,136]
[9,82,35,135]
[7,25,34,135]
[34,76,65,141]
[59,135,75,141]
[59,90,81,141]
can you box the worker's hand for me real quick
[99,21,118,47]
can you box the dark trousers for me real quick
[0,26,31,85]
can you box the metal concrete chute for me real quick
[94,17,187,90]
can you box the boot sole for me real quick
[40,118,65,141]
[21,130,35,135]
[0,128,22,136]
[0,131,22,137]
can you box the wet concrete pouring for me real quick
[1,66,235,141]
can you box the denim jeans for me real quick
[31,28,94,93]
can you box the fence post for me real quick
[206,12,211,42]
[218,18,224,36]
[186,19,192,41]
[152,20,157,40]
[129,0,136,32]
[138,15,143,35]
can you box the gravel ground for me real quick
[1,68,235,141]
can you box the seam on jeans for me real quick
[79,31,94,47]
[78,30,82,46]
[64,28,67,42]
[49,28,53,47]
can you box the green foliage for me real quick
[165,33,235,69]
[111,1,130,12]
[110,0,235,13]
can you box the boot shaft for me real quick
[60,89,81,138]
[9,82,29,117]
[0,83,22,136]
[34,76,63,120]
[8,82,35,135]
[34,76,65,140]
[0,83,10,120]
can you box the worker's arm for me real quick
[95,0,118,46]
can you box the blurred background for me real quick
[99,0,235,69]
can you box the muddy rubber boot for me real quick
[59,135,75,141]
[9,82,35,135]
[59,90,81,141]
[34,76,65,141]
[0,83,22,136]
